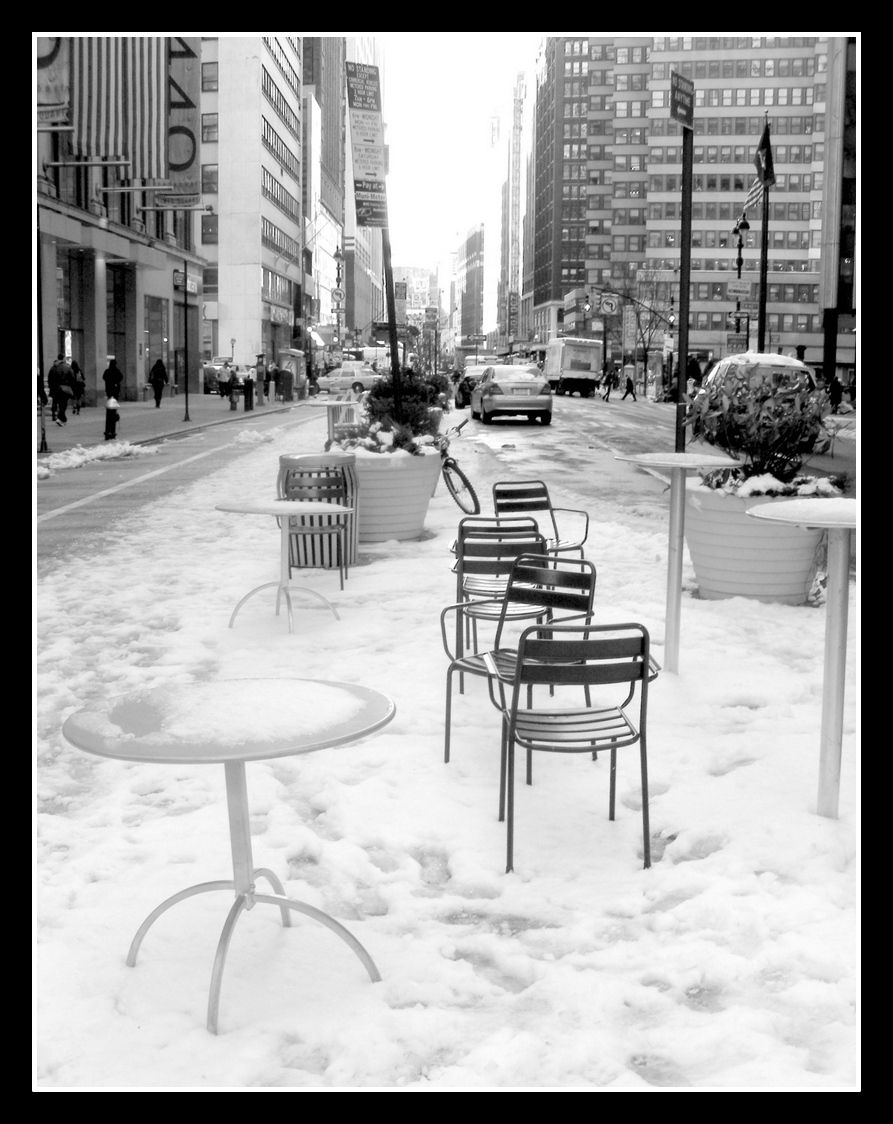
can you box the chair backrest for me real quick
[455,523,547,599]
[493,481,560,542]
[514,621,649,693]
[492,554,597,646]
[281,469,346,506]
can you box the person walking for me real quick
[621,372,637,401]
[265,360,278,402]
[254,354,267,406]
[149,359,169,408]
[48,353,73,425]
[70,360,86,414]
[102,358,124,401]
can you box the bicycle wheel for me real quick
[442,459,480,514]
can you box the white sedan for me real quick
[316,362,382,394]
[470,365,553,425]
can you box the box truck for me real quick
[543,337,603,397]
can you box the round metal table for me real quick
[749,497,857,818]
[615,451,738,672]
[62,678,396,1033]
[217,499,353,632]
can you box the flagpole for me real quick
[757,181,770,352]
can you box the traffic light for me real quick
[667,313,676,326]
[582,295,592,313]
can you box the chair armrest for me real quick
[440,598,502,661]
[552,506,590,541]
[647,655,661,682]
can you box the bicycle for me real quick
[436,418,480,514]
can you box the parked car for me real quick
[470,365,553,425]
[202,365,221,395]
[699,352,817,397]
[454,365,492,408]
[316,361,382,394]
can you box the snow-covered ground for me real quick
[34,417,859,1090]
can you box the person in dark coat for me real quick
[48,354,73,425]
[621,373,637,401]
[70,360,86,414]
[149,359,169,407]
[102,358,124,401]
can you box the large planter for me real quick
[354,451,442,543]
[684,480,825,605]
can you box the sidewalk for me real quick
[36,390,305,458]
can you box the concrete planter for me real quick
[354,451,442,543]
[684,479,825,605]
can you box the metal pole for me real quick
[380,225,402,417]
[757,185,770,352]
[676,123,693,450]
[182,258,191,422]
[817,528,851,818]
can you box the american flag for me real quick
[71,37,168,182]
[743,178,764,214]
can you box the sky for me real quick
[378,33,543,271]
[33,406,859,1090]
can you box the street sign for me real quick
[600,294,619,315]
[331,287,345,303]
[738,300,759,312]
[468,334,487,343]
[670,71,694,129]
[726,278,752,299]
[726,333,748,346]
[727,311,751,322]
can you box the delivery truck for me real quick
[543,337,604,397]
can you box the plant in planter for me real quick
[682,352,844,603]
[323,368,447,542]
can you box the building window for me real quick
[201,62,218,92]
[201,214,218,244]
[201,113,218,143]
[202,267,218,295]
[201,164,218,194]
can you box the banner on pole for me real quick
[346,62,388,228]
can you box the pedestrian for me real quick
[621,373,637,401]
[48,353,73,425]
[104,397,120,441]
[102,357,123,401]
[603,367,617,402]
[828,373,844,414]
[254,354,267,406]
[265,360,277,402]
[70,360,86,414]
[149,359,169,408]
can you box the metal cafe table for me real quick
[62,678,396,1033]
[614,451,738,673]
[217,498,353,632]
[748,497,857,819]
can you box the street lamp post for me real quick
[733,215,751,349]
[333,245,344,359]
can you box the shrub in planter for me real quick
[682,353,844,603]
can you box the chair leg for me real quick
[444,666,455,763]
[506,736,515,873]
[639,734,651,869]
[498,716,508,822]
[609,745,617,821]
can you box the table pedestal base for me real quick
[228,580,339,633]
[125,761,380,1034]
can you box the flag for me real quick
[71,36,168,182]
[753,121,776,187]
[743,178,763,213]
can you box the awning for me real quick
[309,330,326,347]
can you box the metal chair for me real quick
[452,515,543,602]
[484,621,656,873]
[278,468,350,590]
[492,480,590,559]
[441,553,597,765]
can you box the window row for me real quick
[652,36,817,51]
[262,116,301,183]
[260,217,300,264]
[648,200,816,222]
[261,66,300,141]
[650,144,818,165]
[652,86,815,110]
[647,256,818,274]
[652,55,817,80]
[649,172,817,193]
[261,167,299,223]
[262,37,301,98]
[648,115,819,137]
